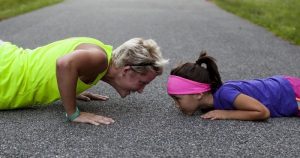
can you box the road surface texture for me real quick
[1,0,300,157]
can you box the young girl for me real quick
[167,51,300,121]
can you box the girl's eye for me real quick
[171,96,181,101]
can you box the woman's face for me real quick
[116,67,157,98]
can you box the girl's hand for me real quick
[73,112,115,125]
[200,110,229,120]
[200,94,271,121]
[76,91,109,101]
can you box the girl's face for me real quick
[172,94,202,115]
[172,93,213,115]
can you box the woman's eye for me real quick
[139,81,146,85]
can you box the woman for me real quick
[0,37,168,125]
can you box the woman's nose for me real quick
[137,86,145,93]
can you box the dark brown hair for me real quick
[170,51,223,93]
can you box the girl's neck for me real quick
[202,93,214,109]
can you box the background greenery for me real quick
[1,0,299,45]
[0,0,63,21]
[213,0,300,45]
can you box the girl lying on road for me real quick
[167,51,300,121]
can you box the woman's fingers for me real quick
[89,120,100,126]
[78,92,109,101]
[89,94,109,101]
[95,115,115,124]
[73,112,115,125]
[76,95,91,101]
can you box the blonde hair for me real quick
[112,38,168,75]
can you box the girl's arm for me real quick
[201,94,270,121]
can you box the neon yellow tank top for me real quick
[0,37,112,109]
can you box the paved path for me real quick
[1,0,300,157]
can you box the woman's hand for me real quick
[76,91,109,101]
[73,112,115,125]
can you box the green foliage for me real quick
[0,0,63,20]
[213,0,300,45]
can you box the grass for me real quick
[0,0,63,21]
[213,0,300,45]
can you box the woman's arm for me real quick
[56,46,114,125]
[201,94,270,121]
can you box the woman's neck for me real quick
[101,64,118,87]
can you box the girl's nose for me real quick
[175,102,180,108]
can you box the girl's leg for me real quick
[297,99,300,116]
[285,76,300,98]
[285,76,300,116]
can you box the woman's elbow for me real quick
[56,57,74,74]
[56,58,68,70]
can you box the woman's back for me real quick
[0,37,112,109]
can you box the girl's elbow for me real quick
[259,109,270,120]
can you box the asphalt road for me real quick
[1,0,300,157]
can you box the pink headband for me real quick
[167,75,211,95]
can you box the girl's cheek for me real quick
[178,104,190,113]
[180,108,194,115]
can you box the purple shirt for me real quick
[213,75,298,117]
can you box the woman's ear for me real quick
[121,66,131,76]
